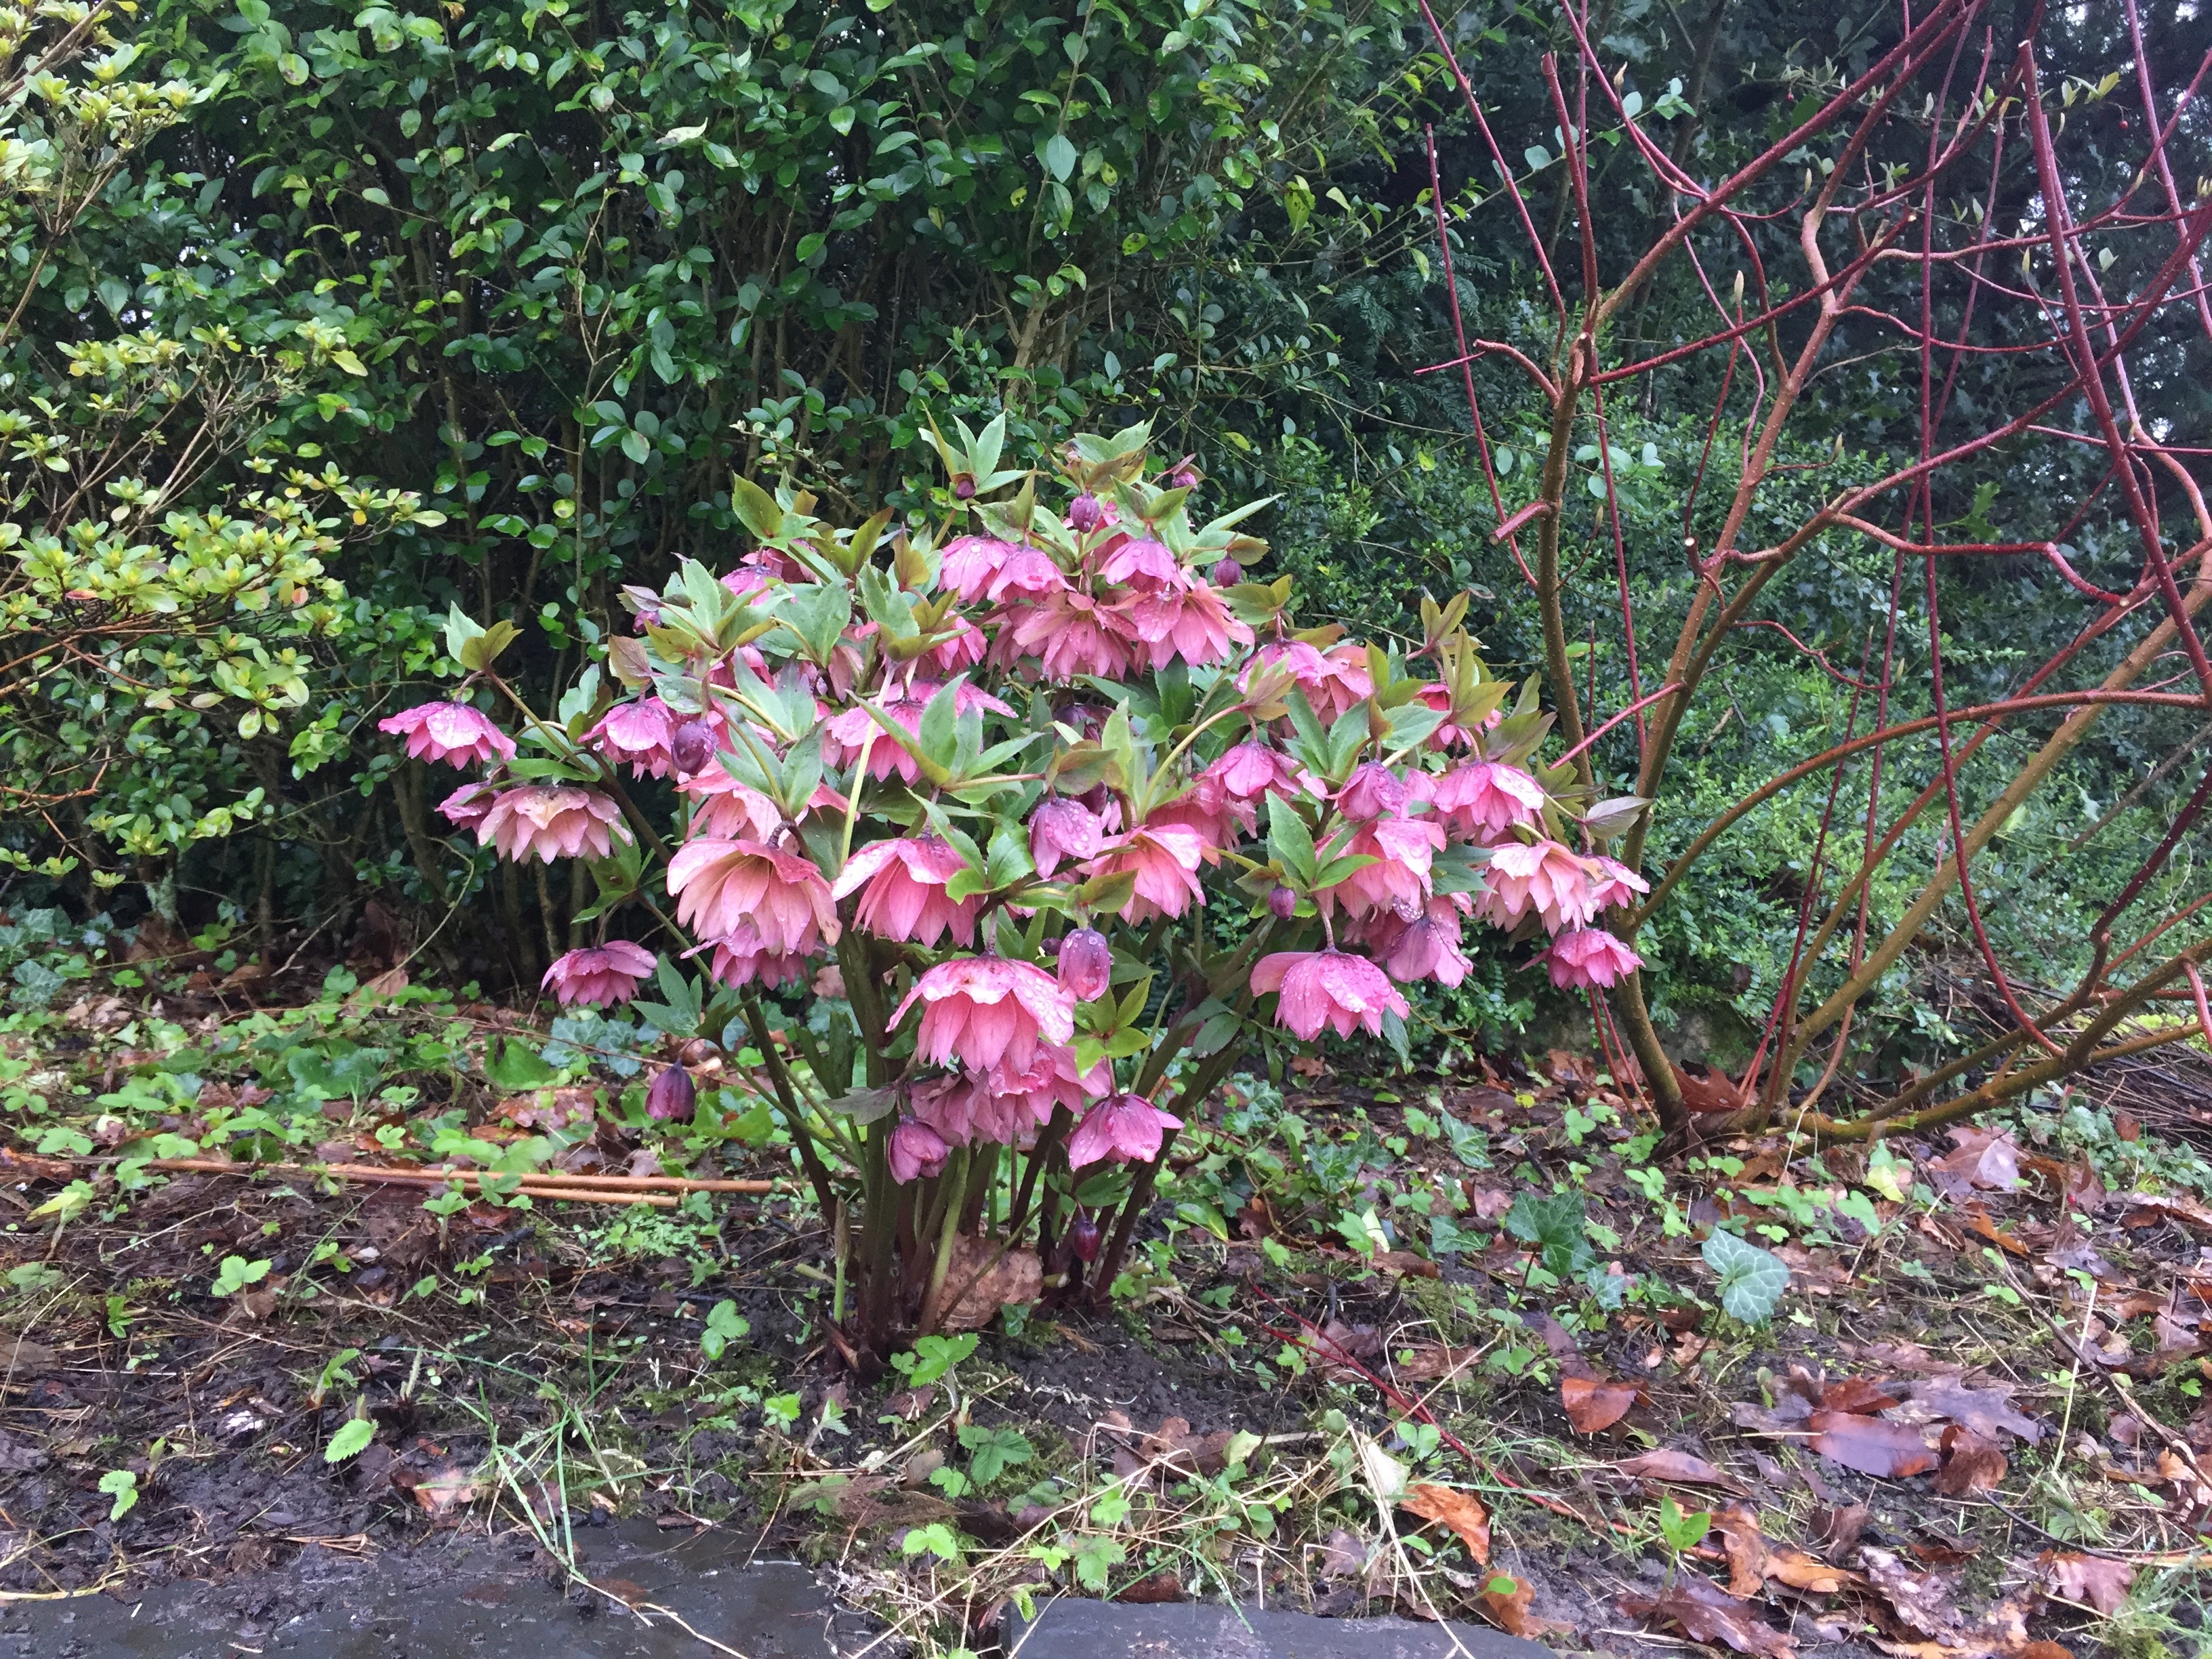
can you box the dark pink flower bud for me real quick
[1268,884,1298,920]
[1068,493,1104,533]
[670,718,716,777]
[1167,455,1201,490]
[1058,927,1112,1002]
[646,1065,697,1123]
[952,473,977,500]
[1210,558,1244,587]
[1069,1213,1102,1263]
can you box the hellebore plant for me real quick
[381,419,1651,1359]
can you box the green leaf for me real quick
[98,1468,139,1521]
[701,1298,750,1360]
[1041,132,1077,182]
[958,1422,1033,1484]
[1504,1190,1593,1279]
[484,1036,558,1091]
[324,1416,376,1462]
[1702,1228,1790,1323]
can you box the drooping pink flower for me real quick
[924,1047,1113,1146]
[478,787,626,863]
[888,1118,950,1184]
[1067,1091,1185,1169]
[1029,796,1104,876]
[894,956,1076,1075]
[1099,535,1186,594]
[646,1065,697,1122]
[377,701,516,768]
[1242,640,1373,723]
[1145,772,1251,848]
[1082,823,1210,922]
[678,766,783,841]
[1540,926,1644,989]
[1416,683,1506,752]
[830,835,978,947]
[1322,815,1444,918]
[588,697,678,778]
[1586,856,1651,912]
[1057,927,1112,1001]
[1123,583,1253,670]
[702,926,812,989]
[940,535,1069,604]
[1477,839,1601,934]
[1250,949,1411,1041]
[1336,760,1408,821]
[541,940,656,1007]
[666,838,838,956]
[1004,589,1138,681]
[437,781,497,828]
[1426,760,1545,842]
[921,615,989,676]
[1362,893,1475,987]
[1206,740,1298,806]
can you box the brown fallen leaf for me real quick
[1115,1569,1185,1603]
[1618,1448,1742,1488]
[1927,1128,2022,1197]
[1393,1343,1483,1382]
[1896,1377,2045,1445]
[1810,1504,1869,1556]
[1821,1376,1903,1414]
[1958,1202,2029,1257]
[1767,1545,1861,1595]
[1400,1481,1490,1565]
[2037,1550,2134,1615]
[1809,1411,1939,1477]
[1862,1548,1962,1640]
[1561,1374,1640,1434]
[1315,1527,1367,1580]
[1622,1574,1796,1657]
[1715,1506,1769,1596]
[1929,1425,2007,1496]
[411,1465,480,1518]
[937,1237,1042,1332]
[1479,1571,1566,1638]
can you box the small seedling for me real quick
[211,1256,272,1297]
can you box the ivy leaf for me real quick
[1702,1228,1790,1324]
[1504,1189,1593,1279]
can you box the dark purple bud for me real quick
[670,718,716,777]
[1069,1213,1102,1263]
[1167,455,1201,491]
[646,1066,697,1123]
[952,473,977,501]
[1058,927,1112,1002]
[1268,884,1298,920]
[1068,493,1104,533]
[1210,558,1244,587]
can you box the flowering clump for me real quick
[390,418,1650,1355]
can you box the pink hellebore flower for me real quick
[1243,641,1373,724]
[1145,773,1251,849]
[666,838,839,956]
[831,835,979,947]
[940,536,1067,605]
[1099,536,1186,594]
[1206,741,1298,806]
[1416,683,1505,751]
[888,1118,950,1184]
[1029,796,1105,877]
[921,615,989,677]
[1083,824,1210,922]
[1477,839,1601,934]
[1366,893,1475,987]
[678,767,783,842]
[1336,760,1408,821]
[1005,590,1137,682]
[1324,815,1444,918]
[541,941,656,1008]
[1067,1092,1185,1169]
[588,697,678,779]
[1250,949,1410,1041]
[703,926,812,990]
[895,956,1076,1076]
[1542,926,1644,989]
[378,701,516,769]
[1586,856,1651,912]
[437,781,497,828]
[1124,583,1254,670]
[1426,760,1545,843]
[478,787,626,863]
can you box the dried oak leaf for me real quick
[1400,1481,1490,1565]
[1616,1448,1744,1489]
[1715,1507,1859,1597]
[1861,1548,1961,1640]
[1562,1374,1641,1434]
[1821,1376,1904,1414]
[1622,1574,1796,1657]
[1315,1527,1368,1580]
[1393,1344,1483,1382]
[2037,1551,2134,1615]
[937,1236,1043,1333]
[1929,1425,2007,1497]
[1927,1128,2022,1197]
[1809,1411,1940,1478]
[1896,1377,2045,1446]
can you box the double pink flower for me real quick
[1251,949,1410,1041]
[478,787,626,863]
[832,836,978,947]
[895,956,1076,1075]
[667,838,838,957]
[378,701,516,769]
[541,941,656,1007]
